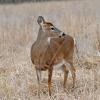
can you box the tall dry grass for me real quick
[0,0,100,100]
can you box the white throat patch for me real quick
[47,37,58,45]
[47,37,51,45]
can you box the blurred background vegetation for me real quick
[0,0,66,4]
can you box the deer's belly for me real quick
[53,59,71,71]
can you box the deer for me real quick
[31,16,76,96]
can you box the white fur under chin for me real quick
[47,37,58,45]
[47,37,51,45]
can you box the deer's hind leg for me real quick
[64,60,76,88]
[62,64,69,88]
[69,62,76,88]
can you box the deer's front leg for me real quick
[48,67,53,96]
[36,68,41,97]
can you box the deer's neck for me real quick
[37,29,48,41]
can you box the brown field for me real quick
[0,0,100,100]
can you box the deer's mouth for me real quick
[59,32,66,38]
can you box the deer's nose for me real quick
[62,33,66,36]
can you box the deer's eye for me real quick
[51,27,54,30]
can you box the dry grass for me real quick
[0,0,100,100]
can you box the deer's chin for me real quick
[59,35,62,38]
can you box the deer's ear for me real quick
[37,16,45,25]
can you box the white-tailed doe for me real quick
[31,16,76,96]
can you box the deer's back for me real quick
[49,35,74,62]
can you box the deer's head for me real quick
[37,16,65,40]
